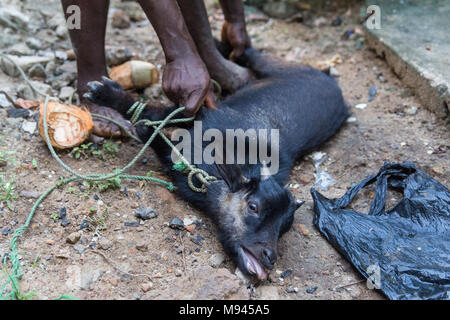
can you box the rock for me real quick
[59,86,76,101]
[368,85,377,102]
[169,217,184,230]
[66,232,81,244]
[175,269,183,277]
[258,285,279,300]
[7,108,30,118]
[18,81,52,100]
[21,121,36,134]
[19,190,40,199]
[144,84,163,99]
[28,64,46,78]
[98,237,113,250]
[135,206,158,220]
[286,286,299,293]
[331,16,342,26]
[61,218,71,227]
[112,9,131,29]
[405,105,418,115]
[329,67,340,77]
[190,235,204,246]
[145,266,247,299]
[209,253,225,268]
[262,2,297,19]
[106,47,134,67]
[55,24,68,39]
[306,286,318,294]
[7,43,34,56]
[314,17,328,27]
[355,103,367,110]
[73,244,86,254]
[0,7,31,30]
[0,55,53,77]
[59,207,67,220]
[2,228,12,236]
[0,93,13,108]
[281,269,293,279]
[141,282,153,292]
[25,38,42,50]
[135,240,148,252]
[124,221,140,227]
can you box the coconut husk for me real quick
[109,60,159,90]
[38,101,94,149]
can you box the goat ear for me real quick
[296,200,305,210]
[215,163,250,192]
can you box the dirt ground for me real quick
[0,0,448,300]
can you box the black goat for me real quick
[84,48,349,280]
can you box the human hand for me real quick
[221,21,251,61]
[162,55,217,116]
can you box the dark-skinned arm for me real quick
[137,0,216,115]
[219,0,251,60]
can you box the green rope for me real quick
[0,53,217,300]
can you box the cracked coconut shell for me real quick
[39,101,94,149]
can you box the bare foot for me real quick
[83,99,137,141]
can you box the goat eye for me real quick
[247,202,259,215]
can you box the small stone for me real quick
[329,67,340,77]
[2,228,12,236]
[368,86,377,102]
[25,38,42,50]
[190,235,204,246]
[73,244,85,254]
[175,269,183,277]
[135,240,148,252]
[7,108,30,118]
[59,86,75,100]
[286,286,299,293]
[298,224,310,237]
[19,190,40,199]
[80,219,89,230]
[281,269,293,279]
[209,253,225,268]
[331,16,342,26]
[124,221,140,227]
[59,207,67,219]
[66,232,81,244]
[21,121,36,134]
[135,206,158,220]
[112,9,131,29]
[141,282,153,292]
[28,64,46,78]
[61,219,71,227]
[45,239,55,245]
[169,217,184,230]
[355,103,367,110]
[0,93,13,108]
[98,237,113,250]
[405,106,418,115]
[185,225,196,233]
[306,286,318,294]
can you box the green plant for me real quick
[69,143,93,160]
[69,141,120,160]
[0,175,18,211]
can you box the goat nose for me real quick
[262,248,276,268]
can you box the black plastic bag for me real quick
[311,162,450,300]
